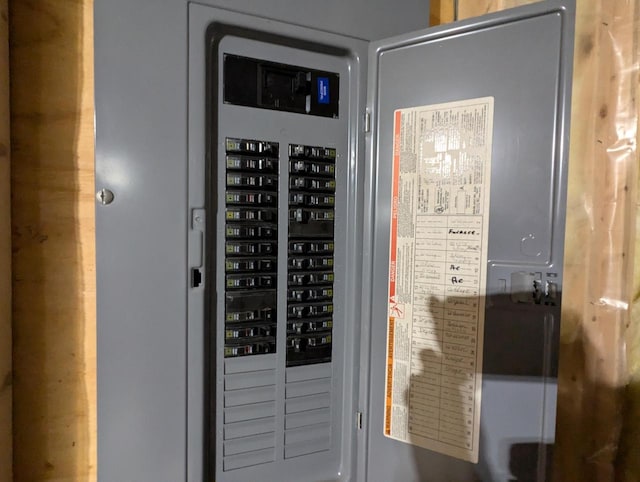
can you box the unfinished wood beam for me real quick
[0,0,11,479]
[548,1,636,480]
[429,0,456,26]
[10,0,96,480]
[457,0,539,19]
[624,184,640,479]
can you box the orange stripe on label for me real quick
[385,317,395,436]
[385,111,402,436]
[389,110,401,298]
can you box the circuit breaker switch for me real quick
[308,334,331,347]
[290,208,309,223]
[291,306,305,318]
[290,338,303,352]
[290,145,306,157]
[292,160,306,173]
[290,193,306,205]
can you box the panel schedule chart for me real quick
[385,98,494,463]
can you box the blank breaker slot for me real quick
[224,385,276,407]
[284,396,330,422]
[285,377,331,398]
[284,364,333,458]
[223,447,276,472]
[224,369,276,390]
[285,423,330,445]
[224,417,276,440]
[224,401,276,424]
[285,407,331,429]
[224,432,276,456]
[284,439,331,460]
[222,359,277,472]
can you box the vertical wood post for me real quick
[0,0,12,478]
[429,0,456,25]
[10,0,96,480]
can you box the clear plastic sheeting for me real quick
[549,1,638,481]
[446,0,639,481]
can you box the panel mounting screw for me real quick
[96,188,115,205]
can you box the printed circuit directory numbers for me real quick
[384,97,494,463]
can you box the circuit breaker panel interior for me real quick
[206,26,360,482]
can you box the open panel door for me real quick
[362,1,574,480]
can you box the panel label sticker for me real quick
[384,97,494,463]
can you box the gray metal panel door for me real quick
[362,2,574,481]
[94,0,189,479]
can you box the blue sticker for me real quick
[318,77,330,104]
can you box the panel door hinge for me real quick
[364,111,371,133]
[356,411,363,430]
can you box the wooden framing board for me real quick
[553,1,637,479]
[429,0,456,25]
[458,0,538,18]
[434,1,639,481]
[0,0,11,480]
[625,186,640,480]
[10,0,96,480]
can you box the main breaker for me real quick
[94,1,575,480]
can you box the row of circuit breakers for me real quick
[224,137,336,366]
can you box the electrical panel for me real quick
[94,0,576,481]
